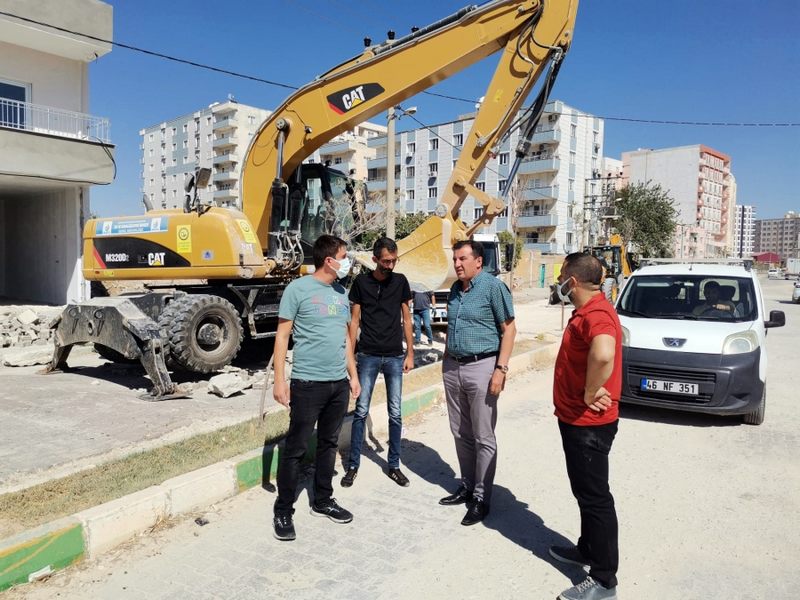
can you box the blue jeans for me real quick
[413,309,433,343]
[348,353,404,469]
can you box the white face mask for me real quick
[332,257,352,279]
[554,277,575,304]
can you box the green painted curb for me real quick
[0,522,84,592]
[236,445,280,492]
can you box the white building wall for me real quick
[0,0,112,304]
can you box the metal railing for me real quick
[0,98,110,143]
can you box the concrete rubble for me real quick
[0,305,63,359]
[207,372,253,398]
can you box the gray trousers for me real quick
[442,355,499,504]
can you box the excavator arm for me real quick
[243,0,578,289]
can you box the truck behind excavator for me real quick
[48,0,580,398]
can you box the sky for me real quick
[89,0,799,218]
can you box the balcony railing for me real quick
[523,242,559,253]
[0,98,110,143]
[517,213,559,227]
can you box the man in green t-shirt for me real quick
[272,235,360,541]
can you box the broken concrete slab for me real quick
[15,309,39,326]
[1,346,53,367]
[207,373,252,398]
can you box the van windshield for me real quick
[617,275,757,322]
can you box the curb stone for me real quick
[0,342,557,592]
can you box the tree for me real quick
[351,210,430,250]
[613,182,678,258]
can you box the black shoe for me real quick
[549,544,590,568]
[273,513,296,541]
[461,499,489,526]
[310,498,353,524]
[439,485,473,506]
[386,467,410,487]
[341,467,358,488]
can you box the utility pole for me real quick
[386,106,396,239]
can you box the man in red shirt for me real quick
[550,253,622,600]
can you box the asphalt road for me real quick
[10,277,799,599]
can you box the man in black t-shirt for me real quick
[342,238,414,488]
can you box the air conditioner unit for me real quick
[428,172,437,178]
[548,114,557,122]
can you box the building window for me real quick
[570,124,577,138]
[568,178,574,192]
[406,189,415,200]
[499,152,509,165]
[475,181,485,192]
[183,140,188,149]
[498,179,507,193]
[473,207,483,220]
[407,142,415,154]
[569,151,576,165]
[429,138,439,150]
[183,124,188,132]
[453,133,463,146]
[428,163,438,175]
[406,166,415,178]
[428,187,438,198]
[149,148,153,156]
[334,157,342,164]
[148,133,154,142]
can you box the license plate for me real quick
[640,378,698,395]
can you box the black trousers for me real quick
[558,419,619,589]
[274,379,350,515]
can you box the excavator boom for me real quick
[243,0,578,289]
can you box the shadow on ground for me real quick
[620,403,745,428]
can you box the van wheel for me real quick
[743,386,766,426]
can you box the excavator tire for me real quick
[601,278,617,302]
[160,294,243,373]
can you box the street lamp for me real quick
[386,105,417,239]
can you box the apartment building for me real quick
[754,211,800,259]
[140,100,271,210]
[141,102,384,210]
[0,0,114,304]
[365,100,602,254]
[623,145,736,258]
[733,204,756,258]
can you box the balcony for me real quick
[523,242,559,253]
[522,186,558,201]
[213,152,239,165]
[213,134,236,148]
[321,139,362,155]
[214,187,238,201]
[213,170,238,184]
[0,98,114,185]
[517,213,559,227]
[531,129,561,144]
[518,157,560,175]
[212,115,238,131]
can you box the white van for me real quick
[615,260,785,425]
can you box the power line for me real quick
[0,10,299,91]
[3,9,796,127]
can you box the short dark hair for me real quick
[373,237,398,258]
[452,239,484,260]
[563,252,603,286]
[313,234,347,269]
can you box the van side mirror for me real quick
[765,310,785,329]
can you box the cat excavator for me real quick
[49,0,579,398]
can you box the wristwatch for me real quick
[495,364,509,374]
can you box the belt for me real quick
[450,351,498,364]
